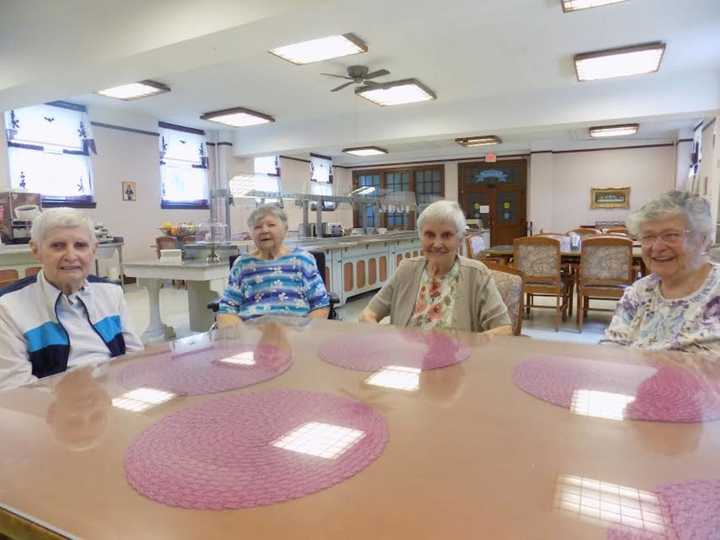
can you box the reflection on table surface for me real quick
[0,319,719,540]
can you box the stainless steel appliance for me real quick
[0,191,42,244]
[322,222,343,237]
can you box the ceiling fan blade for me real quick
[331,81,355,92]
[321,73,353,80]
[364,69,390,79]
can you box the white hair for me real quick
[30,207,96,245]
[626,191,713,240]
[416,200,466,237]
[247,204,288,229]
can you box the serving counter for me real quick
[0,320,718,539]
[234,232,422,305]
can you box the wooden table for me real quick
[0,320,718,539]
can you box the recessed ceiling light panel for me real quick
[269,33,367,65]
[562,0,627,12]
[342,146,388,156]
[200,107,275,128]
[97,80,170,100]
[455,136,502,147]
[355,79,436,106]
[575,42,665,81]
[589,123,639,138]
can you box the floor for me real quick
[124,284,615,345]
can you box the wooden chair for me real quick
[24,266,41,277]
[604,226,629,235]
[0,269,20,289]
[484,261,524,336]
[512,236,573,331]
[569,227,602,236]
[155,236,178,258]
[576,236,634,332]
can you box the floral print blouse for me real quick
[409,260,461,330]
[601,263,720,352]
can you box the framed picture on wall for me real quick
[590,187,630,209]
[122,181,137,201]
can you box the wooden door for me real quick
[459,159,527,246]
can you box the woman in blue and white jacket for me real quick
[0,208,143,391]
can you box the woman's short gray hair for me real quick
[30,207,96,245]
[247,204,288,229]
[626,191,713,239]
[416,200,466,237]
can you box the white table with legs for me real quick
[124,260,229,342]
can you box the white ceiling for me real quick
[2,0,719,166]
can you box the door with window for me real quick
[353,166,444,230]
[459,159,527,246]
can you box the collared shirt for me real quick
[57,289,115,368]
[409,260,461,330]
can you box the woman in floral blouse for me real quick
[601,191,720,352]
[359,200,512,335]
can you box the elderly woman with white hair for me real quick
[360,200,512,334]
[601,191,720,351]
[216,205,330,326]
[0,208,143,391]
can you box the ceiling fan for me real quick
[321,65,390,92]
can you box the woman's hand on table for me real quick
[216,313,242,329]
[358,308,379,323]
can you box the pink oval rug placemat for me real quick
[608,479,720,540]
[125,389,388,509]
[512,356,720,422]
[319,328,471,371]
[119,342,291,395]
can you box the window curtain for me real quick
[309,154,335,210]
[4,101,96,206]
[158,122,209,208]
[254,155,280,176]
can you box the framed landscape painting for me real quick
[590,187,630,209]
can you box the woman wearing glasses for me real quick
[601,191,719,351]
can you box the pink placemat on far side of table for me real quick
[608,479,720,540]
[512,355,720,422]
[118,342,291,395]
[124,389,388,509]
[318,328,471,371]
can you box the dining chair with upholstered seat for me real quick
[569,227,602,236]
[0,269,20,289]
[464,233,487,260]
[576,235,634,332]
[484,260,524,336]
[512,236,573,331]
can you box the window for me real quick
[159,122,208,209]
[352,165,444,229]
[310,153,335,211]
[254,155,280,176]
[4,101,96,207]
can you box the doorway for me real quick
[459,159,527,246]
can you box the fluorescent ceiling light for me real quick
[562,0,627,12]
[575,42,665,81]
[96,80,170,100]
[349,186,376,196]
[200,107,275,128]
[455,135,502,147]
[270,33,367,65]
[589,123,639,138]
[342,146,388,157]
[356,79,436,106]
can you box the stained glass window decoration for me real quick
[4,102,96,205]
[158,122,209,208]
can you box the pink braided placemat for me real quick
[124,389,388,509]
[608,479,720,540]
[118,342,291,395]
[318,328,471,371]
[513,356,720,422]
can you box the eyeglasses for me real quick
[638,230,689,247]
